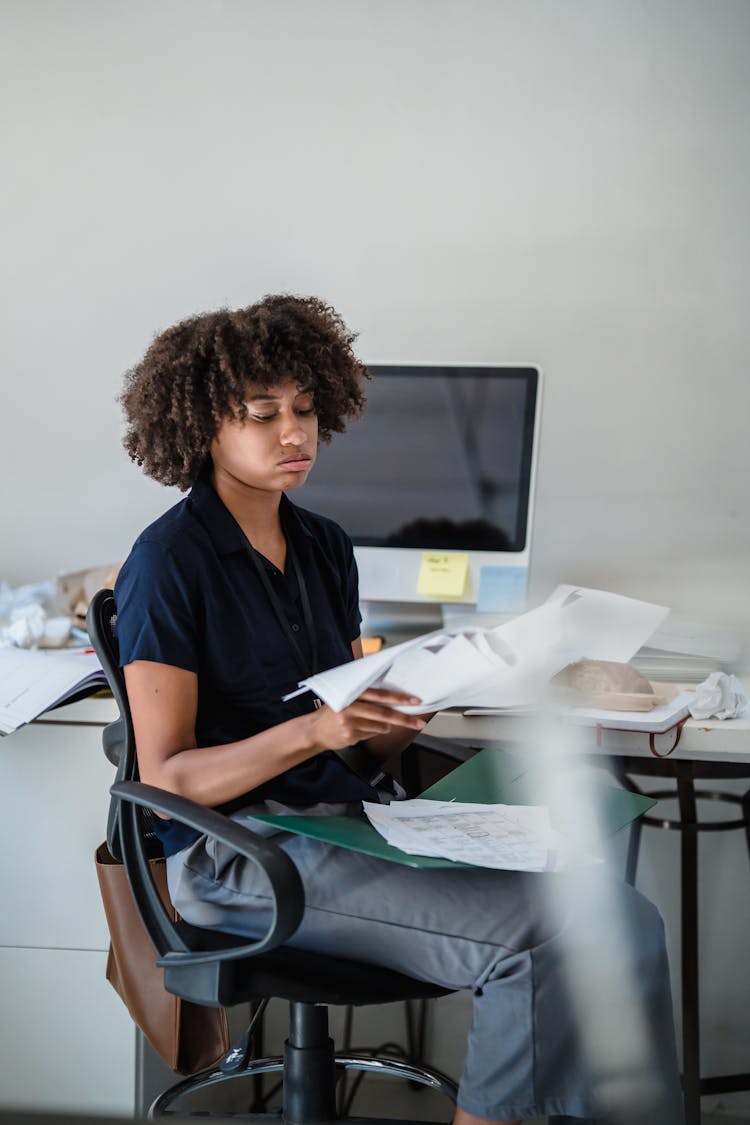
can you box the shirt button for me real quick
[291,623,300,632]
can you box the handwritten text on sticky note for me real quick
[417,552,469,598]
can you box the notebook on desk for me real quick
[0,646,107,735]
[463,690,694,734]
[562,690,694,733]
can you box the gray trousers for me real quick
[167,808,684,1123]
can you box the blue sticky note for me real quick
[477,566,528,613]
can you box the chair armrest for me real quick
[111,780,305,966]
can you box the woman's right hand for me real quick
[307,687,428,753]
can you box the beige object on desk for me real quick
[57,563,120,625]
[550,659,677,712]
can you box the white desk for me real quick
[426,704,750,764]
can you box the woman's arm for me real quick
[125,658,426,807]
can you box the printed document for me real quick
[363,799,602,873]
[0,647,106,734]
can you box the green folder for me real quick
[250,747,656,870]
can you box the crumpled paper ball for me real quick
[4,603,47,647]
[688,672,748,720]
[0,603,72,649]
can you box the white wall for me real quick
[1,0,748,660]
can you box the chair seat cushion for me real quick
[166,924,453,1008]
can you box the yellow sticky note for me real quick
[417,552,469,599]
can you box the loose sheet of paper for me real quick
[282,633,431,711]
[547,584,669,665]
[455,598,567,708]
[363,799,602,872]
[378,633,499,706]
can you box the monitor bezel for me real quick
[344,362,544,609]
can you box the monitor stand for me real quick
[360,600,442,644]
[360,600,516,644]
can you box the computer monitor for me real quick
[301,364,543,635]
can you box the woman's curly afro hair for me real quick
[120,294,369,490]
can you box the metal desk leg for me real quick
[743,788,750,866]
[677,770,701,1125]
[624,815,642,887]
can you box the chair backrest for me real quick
[86,587,160,860]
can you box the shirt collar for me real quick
[188,477,314,557]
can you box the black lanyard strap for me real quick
[286,533,319,673]
[247,531,319,679]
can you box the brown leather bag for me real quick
[95,842,230,1075]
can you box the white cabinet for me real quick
[0,697,137,1116]
[0,947,135,1116]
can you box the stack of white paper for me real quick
[0,647,107,735]
[284,586,670,714]
[363,798,602,872]
[632,616,742,683]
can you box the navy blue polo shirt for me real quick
[114,477,388,856]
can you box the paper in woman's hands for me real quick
[363,798,602,872]
[283,627,522,713]
[377,632,518,712]
[282,586,670,714]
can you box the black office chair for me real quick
[87,589,459,1122]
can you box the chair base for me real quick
[149,1051,458,1122]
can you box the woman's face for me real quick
[210,378,318,494]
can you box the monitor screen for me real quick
[299,364,542,621]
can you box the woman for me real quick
[114,294,684,1125]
